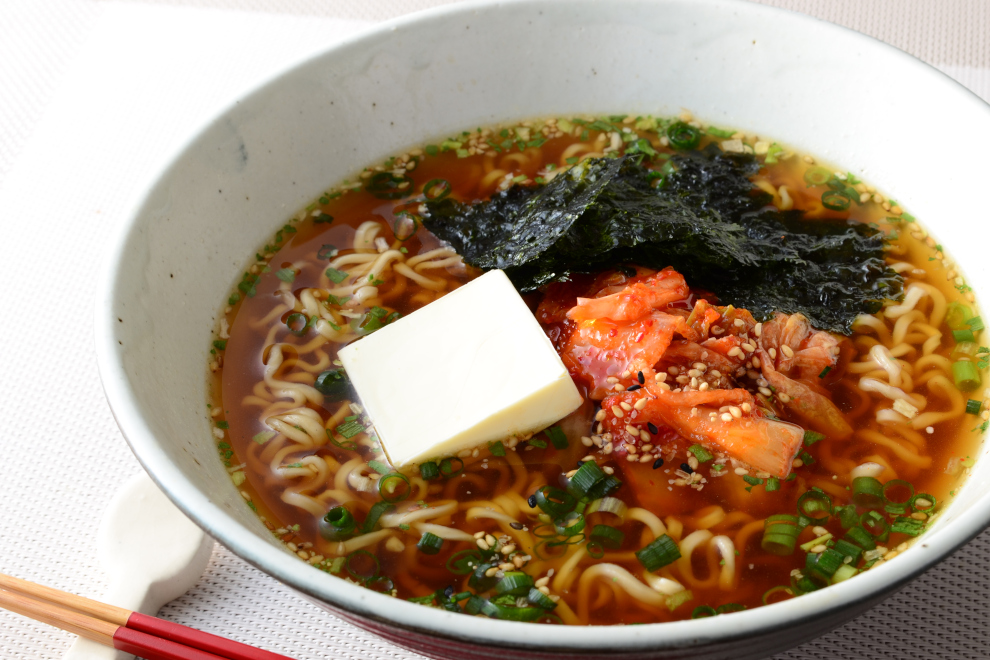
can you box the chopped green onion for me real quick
[881,479,914,515]
[319,506,356,541]
[967,316,985,332]
[799,533,832,552]
[891,516,926,537]
[345,550,379,580]
[527,587,557,610]
[314,369,349,398]
[325,267,348,283]
[762,585,793,605]
[953,360,982,391]
[852,476,884,509]
[831,564,858,584]
[818,366,832,379]
[489,441,506,457]
[422,178,452,201]
[285,312,308,336]
[945,302,973,330]
[417,532,444,555]
[953,329,976,343]
[910,493,936,512]
[716,603,746,614]
[566,461,606,498]
[843,526,876,551]
[706,126,735,139]
[821,190,851,211]
[667,589,694,612]
[691,605,718,618]
[636,534,681,571]
[586,475,622,499]
[765,476,780,492]
[797,490,832,523]
[335,420,365,439]
[589,524,625,549]
[803,167,832,186]
[495,572,534,596]
[445,549,482,575]
[790,573,822,595]
[439,457,464,477]
[275,268,295,283]
[806,547,844,580]
[554,512,586,537]
[666,122,701,150]
[832,539,863,565]
[362,501,394,533]
[967,399,982,415]
[367,460,390,475]
[545,426,569,450]
[378,473,411,503]
[586,497,628,521]
[419,461,439,480]
[762,514,801,556]
[533,486,577,518]
[462,595,485,615]
[469,563,499,592]
[860,510,890,541]
[834,505,859,529]
[803,430,825,446]
[479,600,544,621]
[527,436,547,449]
[688,444,713,463]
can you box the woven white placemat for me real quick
[0,1,987,659]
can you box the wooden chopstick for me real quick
[0,573,296,660]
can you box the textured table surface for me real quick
[1,1,988,658]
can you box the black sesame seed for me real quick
[627,384,642,392]
[443,585,454,598]
[527,494,537,508]
[510,521,524,530]
[652,458,664,470]
[647,422,659,434]
[680,462,694,474]
[637,371,645,384]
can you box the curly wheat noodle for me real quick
[675,530,717,590]
[577,564,667,621]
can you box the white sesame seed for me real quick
[625,425,639,437]
[768,348,777,359]
[595,410,606,422]
[781,345,795,358]
[754,323,762,337]
[620,402,633,411]
[721,413,733,422]
[729,406,742,419]
[634,398,648,410]
[759,387,773,397]
[611,405,624,418]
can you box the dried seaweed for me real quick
[422,147,901,334]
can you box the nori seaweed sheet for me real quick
[422,146,902,334]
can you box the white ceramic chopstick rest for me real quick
[63,472,214,660]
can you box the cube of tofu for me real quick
[338,270,582,466]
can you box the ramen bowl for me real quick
[95,1,990,658]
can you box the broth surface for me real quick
[209,115,984,624]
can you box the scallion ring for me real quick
[797,490,832,524]
[445,549,483,575]
[364,575,394,593]
[423,178,452,201]
[691,605,718,619]
[910,493,937,512]
[666,121,701,150]
[378,472,411,503]
[345,550,380,580]
[553,512,586,537]
[585,541,605,559]
[852,476,884,509]
[716,603,746,614]
[589,524,625,549]
[533,486,576,519]
[417,532,444,555]
[319,506,356,541]
[762,585,793,605]
[881,478,914,515]
[439,457,464,477]
[285,312,308,336]
[821,190,851,211]
[803,166,832,186]
[392,211,420,241]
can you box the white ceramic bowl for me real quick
[96,1,990,658]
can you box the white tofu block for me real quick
[338,269,582,467]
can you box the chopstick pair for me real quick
[0,572,296,660]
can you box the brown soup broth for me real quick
[210,118,982,625]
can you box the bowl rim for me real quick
[95,0,990,652]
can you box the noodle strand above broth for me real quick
[208,113,985,625]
